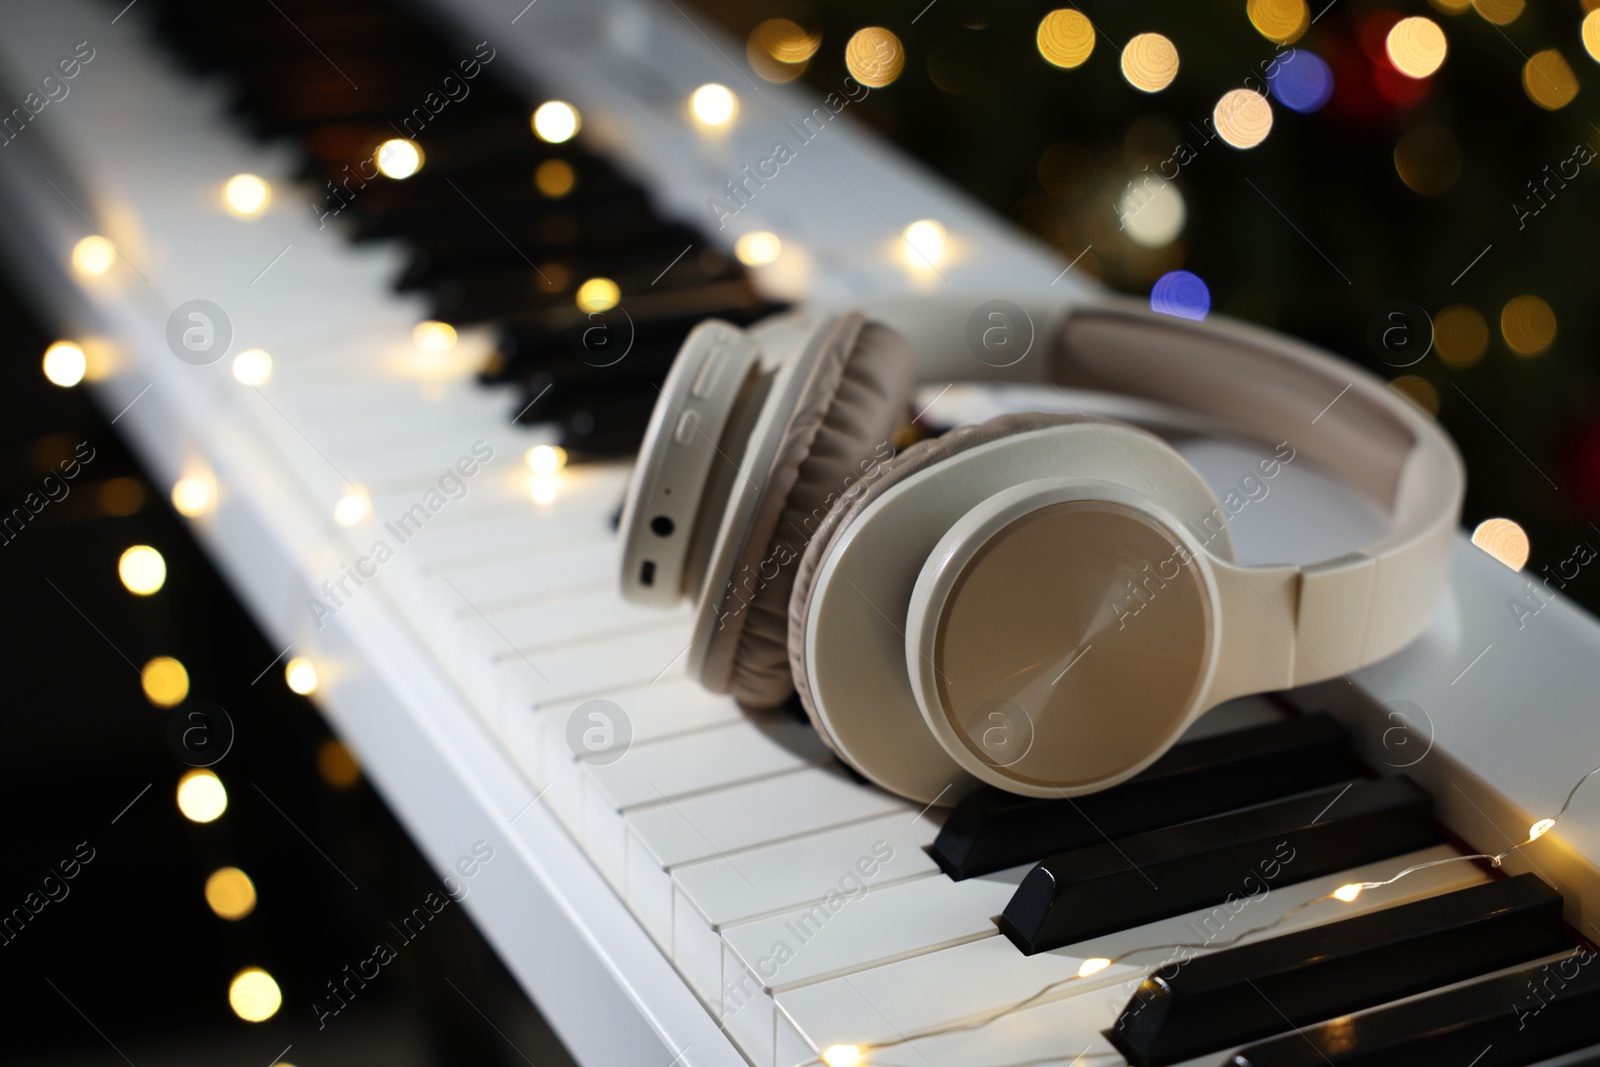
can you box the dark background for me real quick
[5,1,1598,1065]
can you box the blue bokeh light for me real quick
[1267,49,1335,114]
[1150,271,1211,321]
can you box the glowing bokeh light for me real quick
[1389,375,1440,416]
[223,174,270,217]
[1469,0,1523,26]
[822,1047,863,1067]
[535,158,575,198]
[141,656,190,708]
[735,231,783,266]
[1214,89,1274,148]
[532,101,580,143]
[231,348,272,386]
[72,236,116,277]
[1394,126,1463,195]
[525,444,568,475]
[42,342,87,387]
[206,867,257,920]
[285,656,319,695]
[334,487,369,526]
[317,739,362,789]
[1267,49,1334,113]
[576,276,621,312]
[689,83,737,127]
[748,18,820,82]
[412,320,457,352]
[1037,9,1096,69]
[229,968,281,1022]
[1150,271,1210,320]
[1118,180,1186,248]
[1472,518,1529,571]
[375,138,423,179]
[119,545,167,595]
[846,27,904,88]
[1523,50,1579,110]
[1386,17,1448,79]
[1122,34,1180,92]
[172,474,214,517]
[903,219,946,269]
[1434,305,1488,368]
[177,769,228,823]
[1501,295,1556,355]
[1248,0,1310,45]
[1585,10,1600,64]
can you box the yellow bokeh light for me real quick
[177,769,228,823]
[1428,0,1471,12]
[205,867,257,920]
[822,1047,863,1067]
[1469,0,1523,25]
[229,967,281,1022]
[1214,89,1274,149]
[576,276,621,312]
[412,320,457,352]
[334,488,369,526]
[1389,375,1440,416]
[72,235,116,277]
[1386,18,1447,79]
[1248,0,1310,45]
[285,656,319,695]
[846,27,904,88]
[1530,817,1557,840]
[1472,518,1530,571]
[42,341,87,387]
[1077,956,1113,977]
[1523,50,1579,110]
[1333,883,1363,903]
[535,158,575,198]
[223,174,270,217]
[1501,295,1556,356]
[1037,9,1096,69]
[231,348,272,386]
[1122,33,1180,93]
[532,101,580,143]
[748,18,820,82]
[1585,10,1600,64]
[141,656,190,708]
[375,138,423,179]
[525,444,567,475]
[1434,305,1488,368]
[100,478,144,518]
[903,219,946,270]
[119,545,167,596]
[690,83,738,127]
[734,231,782,266]
[317,739,362,789]
[172,475,214,517]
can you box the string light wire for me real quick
[790,759,1600,1066]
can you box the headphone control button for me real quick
[674,409,701,445]
[691,346,725,398]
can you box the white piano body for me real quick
[1,0,1598,1064]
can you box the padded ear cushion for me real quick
[704,314,915,709]
[787,411,1086,756]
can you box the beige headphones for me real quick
[618,296,1463,805]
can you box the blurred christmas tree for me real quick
[710,0,1600,611]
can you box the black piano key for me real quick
[1229,950,1600,1067]
[1110,874,1574,1066]
[932,714,1360,880]
[999,776,1438,955]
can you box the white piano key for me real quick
[541,676,746,749]
[673,810,944,1004]
[773,844,1486,1067]
[719,869,1021,1065]
[623,765,911,953]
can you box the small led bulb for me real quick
[1529,818,1556,840]
[1333,883,1363,903]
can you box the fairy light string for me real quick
[793,760,1600,1067]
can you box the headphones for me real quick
[618,295,1463,805]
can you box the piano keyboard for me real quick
[3,0,1600,1065]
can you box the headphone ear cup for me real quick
[787,411,1087,756]
[705,315,915,708]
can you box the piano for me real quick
[2,0,1599,1063]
